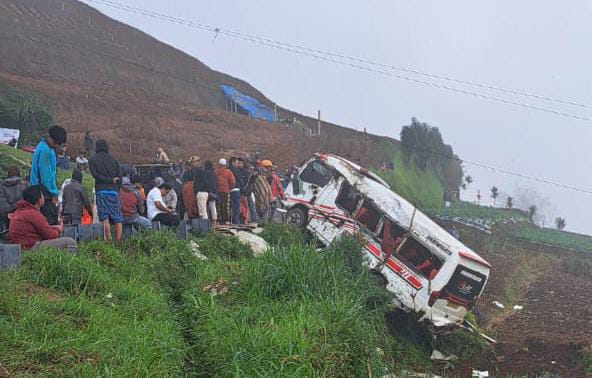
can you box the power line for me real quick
[84,0,592,117]
[14,6,592,195]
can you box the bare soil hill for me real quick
[0,0,399,166]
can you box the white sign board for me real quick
[0,128,20,144]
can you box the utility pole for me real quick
[317,110,321,136]
[363,127,367,157]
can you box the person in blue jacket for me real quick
[30,125,67,225]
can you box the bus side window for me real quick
[380,219,406,256]
[397,238,443,279]
[355,200,381,234]
[300,160,332,187]
[336,182,361,214]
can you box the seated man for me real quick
[147,183,180,227]
[8,186,77,253]
[119,176,152,229]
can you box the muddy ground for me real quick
[438,221,592,377]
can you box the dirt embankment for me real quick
[438,221,592,377]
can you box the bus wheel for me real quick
[286,207,307,229]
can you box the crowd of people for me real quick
[0,127,290,255]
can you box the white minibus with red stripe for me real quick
[282,154,490,328]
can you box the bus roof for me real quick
[316,154,491,268]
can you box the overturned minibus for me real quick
[281,153,490,328]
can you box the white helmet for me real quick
[218,158,227,166]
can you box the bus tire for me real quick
[286,207,308,229]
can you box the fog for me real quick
[85,0,592,234]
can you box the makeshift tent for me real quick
[220,85,274,122]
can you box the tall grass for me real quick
[0,242,185,377]
[0,227,438,376]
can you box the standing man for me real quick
[228,157,245,225]
[215,158,235,225]
[30,125,67,225]
[84,131,94,158]
[194,160,218,225]
[61,168,92,225]
[89,139,123,241]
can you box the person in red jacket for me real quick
[215,158,236,225]
[8,186,77,253]
[262,160,284,220]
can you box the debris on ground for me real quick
[512,305,523,311]
[201,280,229,296]
[471,369,489,377]
[431,349,458,362]
[493,300,505,309]
[213,224,269,257]
[189,240,208,261]
[236,231,269,257]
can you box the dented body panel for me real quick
[282,154,491,327]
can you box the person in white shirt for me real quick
[146,183,180,227]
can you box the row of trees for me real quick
[469,181,566,230]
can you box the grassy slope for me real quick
[375,141,445,211]
[436,202,529,224]
[2,226,460,376]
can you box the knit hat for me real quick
[154,177,165,186]
[218,158,227,166]
[261,160,273,168]
[71,168,82,183]
[122,176,131,185]
[95,139,109,153]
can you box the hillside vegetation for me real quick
[3,226,476,376]
[377,142,445,211]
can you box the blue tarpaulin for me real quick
[220,85,275,122]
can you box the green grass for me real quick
[436,202,529,223]
[3,225,481,375]
[376,146,445,211]
[0,242,185,377]
[511,226,592,253]
[0,144,94,196]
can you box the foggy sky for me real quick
[84,0,592,234]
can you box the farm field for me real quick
[510,226,592,253]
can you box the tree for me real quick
[506,196,514,209]
[465,175,473,186]
[477,190,481,205]
[528,205,537,222]
[490,186,499,207]
[555,217,566,230]
[0,89,53,146]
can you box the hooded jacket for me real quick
[119,182,144,219]
[8,200,60,249]
[62,179,92,217]
[193,167,218,195]
[215,167,236,193]
[89,140,122,192]
[0,177,28,217]
[29,139,59,196]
